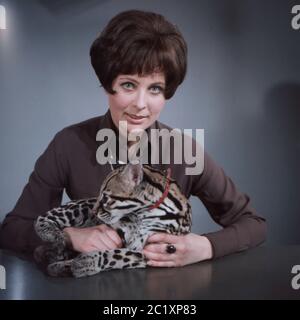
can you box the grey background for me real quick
[0,0,299,244]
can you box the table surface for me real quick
[0,245,299,300]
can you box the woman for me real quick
[0,10,266,267]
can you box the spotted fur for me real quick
[34,164,192,277]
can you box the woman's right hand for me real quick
[63,224,123,253]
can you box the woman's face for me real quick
[107,72,166,134]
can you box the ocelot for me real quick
[34,164,192,277]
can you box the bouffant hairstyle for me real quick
[90,10,187,99]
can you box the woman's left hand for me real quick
[143,233,213,267]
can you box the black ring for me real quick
[166,244,176,254]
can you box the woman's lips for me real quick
[125,113,148,124]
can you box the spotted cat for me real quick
[34,164,192,277]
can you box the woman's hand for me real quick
[143,233,213,267]
[63,224,123,253]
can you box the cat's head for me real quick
[93,163,146,224]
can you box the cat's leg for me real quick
[34,198,98,242]
[34,218,72,266]
[125,228,156,251]
[115,221,150,251]
[34,244,77,266]
[34,198,98,264]
[70,249,147,278]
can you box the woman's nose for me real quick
[134,89,147,110]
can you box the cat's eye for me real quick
[101,193,109,202]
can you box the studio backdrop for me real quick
[0,0,299,244]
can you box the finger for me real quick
[105,229,123,248]
[147,260,176,268]
[144,243,170,254]
[95,225,121,249]
[147,233,181,244]
[143,249,175,261]
[96,225,122,246]
[96,233,118,250]
[81,244,103,254]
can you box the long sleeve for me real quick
[0,131,68,254]
[191,152,267,259]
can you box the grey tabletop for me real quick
[0,245,299,300]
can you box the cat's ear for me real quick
[121,163,131,176]
[122,163,143,185]
[131,164,143,185]
[92,184,105,215]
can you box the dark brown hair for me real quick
[90,10,187,99]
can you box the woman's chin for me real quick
[127,123,147,134]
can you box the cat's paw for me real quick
[34,245,59,265]
[71,252,101,278]
[47,260,73,277]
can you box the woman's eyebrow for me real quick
[118,77,165,86]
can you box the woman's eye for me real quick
[120,82,164,94]
[121,82,135,90]
[150,86,163,94]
